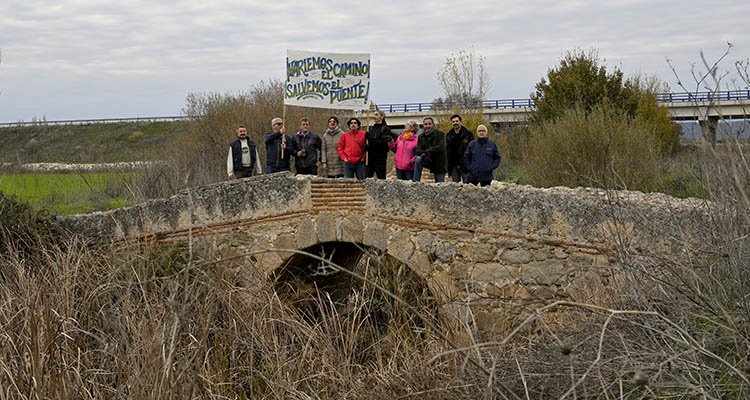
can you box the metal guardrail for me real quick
[654,89,750,103]
[0,115,191,127]
[2,90,749,127]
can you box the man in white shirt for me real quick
[227,125,262,180]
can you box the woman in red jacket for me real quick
[337,117,367,180]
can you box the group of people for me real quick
[227,112,500,186]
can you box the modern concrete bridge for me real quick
[377,90,750,126]
[3,90,747,128]
[61,174,710,335]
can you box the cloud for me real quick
[0,0,748,121]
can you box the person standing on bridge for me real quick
[412,116,448,183]
[264,117,293,174]
[227,124,262,180]
[320,116,345,178]
[291,117,322,176]
[366,110,394,179]
[338,117,367,180]
[463,124,500,187]
[388,120,419,180]
[446,114,474,183]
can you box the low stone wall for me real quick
[61,174,711,334]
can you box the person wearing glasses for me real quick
[264,117,293,174]
[337,117,367,180]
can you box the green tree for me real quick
[532,49,624,123]
[530,49,679,155]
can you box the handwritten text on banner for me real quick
[285,50,371,110]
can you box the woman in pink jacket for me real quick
[388,120,419,181]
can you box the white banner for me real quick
[285,50,371,110]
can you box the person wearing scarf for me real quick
[320,116,345,178]
[388,120,419,180]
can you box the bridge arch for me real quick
[62,174,709,336]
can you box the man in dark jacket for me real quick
[412,116,448,182]
[463,124,500,187]
[291,117,322,175]
[227,124,261,180]
[366,110,394,179]
[264,117,293,174]
[446,114,474,183]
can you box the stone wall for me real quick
[61,174,711,334]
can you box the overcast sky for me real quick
[1,0,748,122]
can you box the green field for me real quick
[0,172,132,215]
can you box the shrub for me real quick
[520,104,663,191]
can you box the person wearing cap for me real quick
[264,117,293,174]
[337,117,367,180]
[463,124,500,187]
[227,124,262,180]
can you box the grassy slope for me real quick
[0,121,185,163]
[0,172,133,214]
[0,121,181,214]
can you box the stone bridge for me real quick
[62,174,709,334]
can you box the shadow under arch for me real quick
[270,241,441,336]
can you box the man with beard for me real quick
[446,114,474,183]
[412,116,448,183]
[227,124,262,180]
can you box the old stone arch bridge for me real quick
[63,174,708,334]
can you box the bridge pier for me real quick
[698,116,720,143]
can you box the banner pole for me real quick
[365,105,372,166]
[282,104,287,159]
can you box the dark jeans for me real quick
[395,168,414,181]
[450,166,470,183]
[234,168,254,179]
[265,166,290,174]
[366,158,387,179]
[412,155,445,183]
[295,166,318,176]
[344,161,365,180]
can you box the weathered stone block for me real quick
[315,213,337,243]
[457,242,496,262]
[272,233,296,251]
[387,229,415,263]
[501,249,534,265]
[296,217,317,249]
[363,222,390,251]
[408,250,433,278]
[486,282,531,299]
[339,214,364,243]
[520,259,566,285]
[472,263,520,283]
